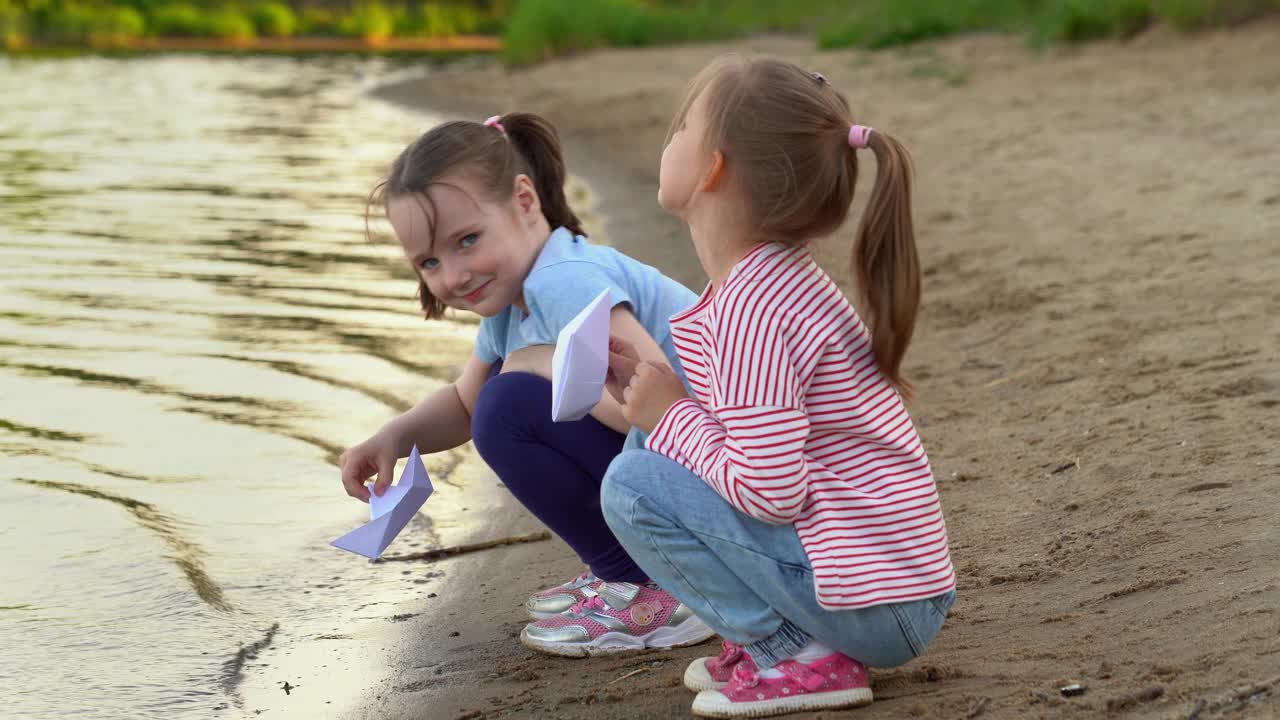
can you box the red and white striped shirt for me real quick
[647,242,956,610]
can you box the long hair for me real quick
[671,56,920,396]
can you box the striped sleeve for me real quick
[646,297,818,524]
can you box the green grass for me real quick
[687,0,838,32]
[504,0,1277,64]
[818,0,1027,49]
[503,0,711,64]
[1152,0,1280,27]
[909,57,974,86]
[1031,0,1153,44]
[818,0,1280,50]
[502,0,837,64]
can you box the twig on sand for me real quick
[1105,685,1165,713]
[607,667,650,685]
[962,321,1017,350]
[1051,459,1079,475]
[377,531,552,563]
[966,696,991,718]
[1185,674,1280,719]
[983,367,1037,389]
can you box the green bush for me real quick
[297,6,339,35]
[339,2,395,40]
[1032,0,1152,43]
[42,2,95,39]
[204,7,256,40]
[1151,0,1279,27]
[252,1,296,37]
[150,2,204,36]
[503,0,722,65]
[91,5,145,43]
[17,2,143,43]
[1153,0,1217,26]
[401,2,483,36]
[707,0,836,32]
[442,4,484,34]
[820,0,1031,49]
[1,0,27,48]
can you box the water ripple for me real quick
[15,478,232,613]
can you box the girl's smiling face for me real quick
[388,171,547,317]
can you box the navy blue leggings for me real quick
[470,369,647,582]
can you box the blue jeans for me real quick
[601,447,956,669]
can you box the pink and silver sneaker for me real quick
[525,570,603,620]
[520,581,715,657]
[684,640,757,691]
[691,653,873,718]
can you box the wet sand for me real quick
[349,22,1280,719]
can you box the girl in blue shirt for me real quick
[339,113,712,657]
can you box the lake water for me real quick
[0,54,540,718]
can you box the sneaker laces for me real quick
[567,595,605,616]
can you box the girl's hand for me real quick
[338,428,402,503]
[605,335,641,405]
[621,361,689,433]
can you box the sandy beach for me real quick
[338,22,1280,719]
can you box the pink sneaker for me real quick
[525,570,603,620]
[684,640,757,691]
[691,653,873,718]
[520,581,715,658]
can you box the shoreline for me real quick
[268,21,1275,719]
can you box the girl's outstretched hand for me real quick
[621,361,688,433]
[338,430,401,503]
[605,335,641,405]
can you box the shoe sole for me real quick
[683,657,729,692]
[691,687,872,718]
[520,615,715,658]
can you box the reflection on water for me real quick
[0,55,522,718]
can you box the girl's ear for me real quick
[513,173,542,223]
[697,150,725,193]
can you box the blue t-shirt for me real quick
[475,227,697,383]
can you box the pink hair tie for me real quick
[483,115,507,137]
[848,124,873,149]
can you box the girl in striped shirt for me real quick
[598,57,958,717]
